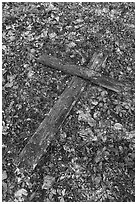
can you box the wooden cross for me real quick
[14,51,131,172]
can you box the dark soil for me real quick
[2,2,135,202]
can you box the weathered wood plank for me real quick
[15,76,86,171]
[14,52,107,171]
[37,52,130,93]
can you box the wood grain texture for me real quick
[14,76,86,171]
[14,51,121,171]
[37,52,130,93]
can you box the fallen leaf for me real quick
[79,128,97,141]
[114,123,123,130]
[42,175,55,190]
[62,189,66,196]
[14,188,28,198]
[46,3,58,12]
[49,32,56,39]
[59,196,65,202]
[30,49,35,54]
[29,192,36,201]
[42,30,48,38]
[73,18,84,24]
[9,35,15,41]
[77,110,96,127]
[51,188,56,195]
[2,171,7,180]
[5,81,13,88]
[67,42,76,48]
[94,175,101,185]
[2,182,7,193]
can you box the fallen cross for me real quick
[37,52,130,93]
[14,51,131,172]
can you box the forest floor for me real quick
[2,2,135,202]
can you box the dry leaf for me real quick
[2,171,7,180]
[77,110,96,127]
[14,188,28,198]
[114,123,123,130]
[49,33,56,39]
[2,182,7,193]
[42,175,55,190]
[67,42,76,48]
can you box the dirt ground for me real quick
[2,2,135,202]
